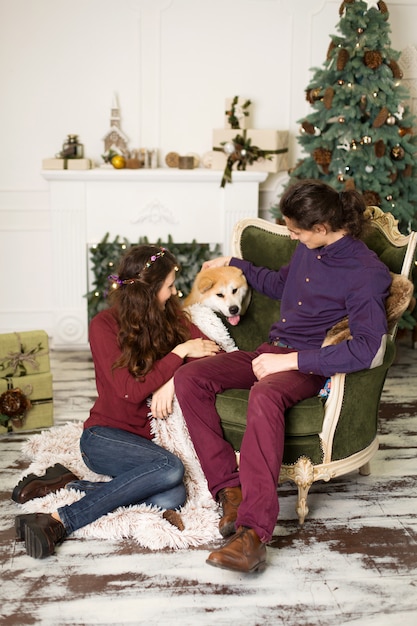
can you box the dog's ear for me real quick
[197,275,215,294]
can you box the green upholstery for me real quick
[216,209,412,465]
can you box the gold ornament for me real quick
[362,136,372,144]
[386,115,396,126]
[391,145,405,160]
[111,155,126,169]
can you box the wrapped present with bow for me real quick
[212,129,289,186]
[0,330,53,432]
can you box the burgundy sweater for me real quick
[84,307,208,439]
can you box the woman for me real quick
[174,179,392,573]
[13,245,220,558]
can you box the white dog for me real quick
[183,266,251,326]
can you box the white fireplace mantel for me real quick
[43,167,267,348]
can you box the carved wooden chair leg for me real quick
[359,461,371,476]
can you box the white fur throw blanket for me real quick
[18,305,238,550]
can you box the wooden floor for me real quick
[1,337,417,626]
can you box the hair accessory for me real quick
[108,248,168,289]
[143,247,166,270]
[108,274,137,288]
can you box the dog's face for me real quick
[185,266,250,325]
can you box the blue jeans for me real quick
[57,426,186,534]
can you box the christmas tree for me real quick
[280,0,417,233]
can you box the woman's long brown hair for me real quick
[108,245,191,378]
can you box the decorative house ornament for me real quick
[102,94,129,155]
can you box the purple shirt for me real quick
[231,235,391,377]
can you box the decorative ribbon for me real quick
[0,332,47,376]
[213,130,288,187]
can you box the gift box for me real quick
[0,372,53,433]
[212,129,289,174]
[0,330,50,378]
[224,97,252,130]
[0,330,53,433]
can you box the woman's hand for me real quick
[252,352,299,380]
[201,256,232,270]
[172,337,220,360]
[151,377,175,419]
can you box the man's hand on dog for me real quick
[202,256,232,270]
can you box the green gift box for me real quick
[0,330,50,378]
[0,371,53,433]
[0,330,53,433]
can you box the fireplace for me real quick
[43,168,267,348]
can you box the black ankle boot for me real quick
[21,513,67,558]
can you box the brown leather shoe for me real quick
[207,526,266,573]
[217,486,242,537]
[21,513,67,559]
[15,513,38,541]
[12,463,78,504]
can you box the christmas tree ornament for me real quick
[388,59,403,79]
[337,48,349,70]
[374,139,386,157]
[386,115,396,125]
[362,136,372,144]
[301,121,316,135]
[390,145,405,160]
[338,116,346,123]
[377,1,388,14]
[365,165,374,173]
[306,87,322,103]
[323,87,335,109]
[313,148,332,173]
[363,190,381,206]
[373,107,389,127]
[364,50,383,69]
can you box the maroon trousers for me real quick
[174,343,325,542]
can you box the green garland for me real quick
[86,233,221,321]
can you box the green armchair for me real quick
[215,207,416,525]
